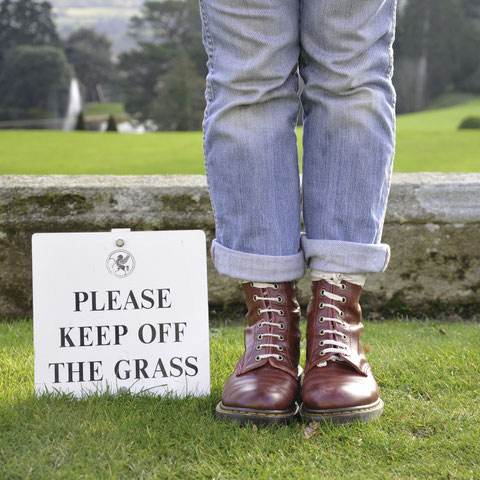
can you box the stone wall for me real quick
[0,173,479,318]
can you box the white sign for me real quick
[32,230,210,398]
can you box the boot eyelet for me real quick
[318,317,324,323]
[320,289,326,296]
[276,296,283,303]
[278,346,284,351]
[343,334,348,340]
[319,351,326,356]
[342,322,347,328]
[253,295,258,301]
[341,297,347,304]
[257,334,263,340]
[258,322,264,327]
[257,308,262,315]
[250,282,254,287]
[279,322,285,329]
[339,311,345,318]
[340,284,346,291]
[272,283,279,290]
[278,355,284,361]
[256,345,262,350]
[319,329,325,335]
[319,341,324,346]
[319,302,325,309]
[279,335,285,341]
[278,310,285,316]
[255,355,261,361]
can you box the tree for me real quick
[394,0,480,112]
[0,45,72,119]
[75,111,86,130]
[460,0,480,19]
[457,0,480,92]
[150,49,206,130]
[0,0,60,71]
[117,0,207,131]
[65,28,116,102]
[118,42,177,123]
[127,0,206,75]
[106,114,117,132]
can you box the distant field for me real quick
[84,102,126,116]
[0,98,479,174]
[395,97,480,172]
[0,130,204,175]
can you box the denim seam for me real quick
[198,0,219,238]
[385,0,398,79]
[199,0,215,112]
[390,0,398,112]
[376,0,398,248]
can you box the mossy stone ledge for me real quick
[0,173,479,318]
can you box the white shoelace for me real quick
[241,281,285,361]
[313,274,356,368]
[241,278,356,368]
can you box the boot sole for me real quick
[300,398,384,425]
[216,401,299,426]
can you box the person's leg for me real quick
[299,0,397,273]
[298,0,398,423]
[197,0,304,424]
[198,0,304,283]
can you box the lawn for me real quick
[395,96,480,172]
[0,98,479,175]
[0,129,204,175]
[1,318,479,479]
[84,102,126,116]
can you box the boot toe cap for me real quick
[302,364,379,411]
[222,366,299,411]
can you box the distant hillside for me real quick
[50,0,145,57]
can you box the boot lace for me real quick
[249,282,285,362]
[315,275,352,367]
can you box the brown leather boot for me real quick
[300,278,383,424]
[216,281,302,425]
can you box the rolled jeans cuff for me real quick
[300,235,391,274]
[211,239,306,282]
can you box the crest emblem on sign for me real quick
[106,249,135,277]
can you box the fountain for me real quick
[62,78,82,131]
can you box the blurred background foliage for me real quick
[0,0,479,130]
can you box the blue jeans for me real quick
[198,0,397,281]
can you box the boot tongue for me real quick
[317,354,343,367]
[241,281,278,288]
[310,271,366,287]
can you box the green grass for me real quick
[0,130,205,175]
[1,318,479,479]
[83,102,126,116]
[0,97,479,174]
[395,97,480,172]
